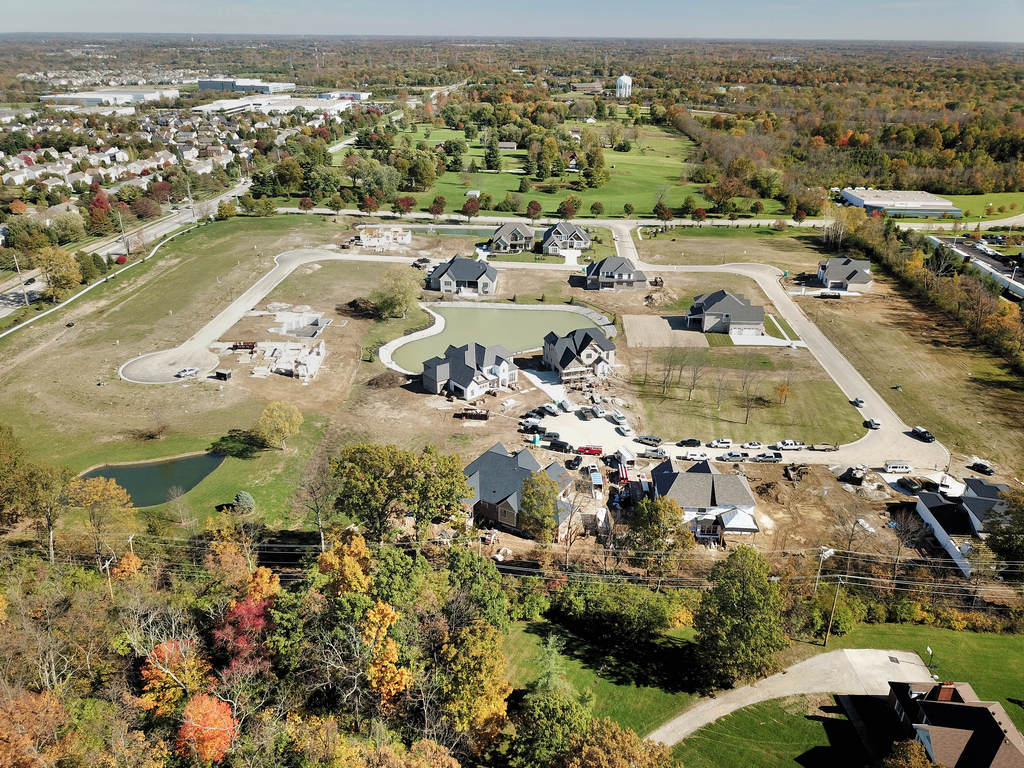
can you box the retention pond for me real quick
[82,452,225,508]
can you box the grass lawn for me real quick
[802,277,1024,470]
[671,694,869,768]
[938,192,1024,222]
[635,228,827,276]
[632,347,866,446]
[503,620,699,737]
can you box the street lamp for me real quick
[814,547,835,595]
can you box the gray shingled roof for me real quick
[585,256,646,282]
[423,342,517,389]
[818,257,872,285]
[431,254,498,284]
[463,442,570,514]
[541,221,590,249]
[543,327,615,370]
[688,289,765,324]
[492,222,534,244]
[651,459,756,509]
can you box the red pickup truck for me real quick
[577,445,604,456]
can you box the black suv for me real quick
[912,426,935,443]
[677,438,702,447]
[637,435,662,447]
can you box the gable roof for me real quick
[651,459,756,509]
[431,253,498,284]
[423,342,518,389]
[689,289,765,324]
[819,257,872,284]
[964,477,1010,500]
[586,256,645,281]
[542,221,590,249]
[543,327,615,370]
[463,442,570,515]
[492,222,534,243]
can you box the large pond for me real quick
[391,306,603,374]
[82,453,224,508]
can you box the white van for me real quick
[884,460,913,474]
[611,409,627,425]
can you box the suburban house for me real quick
[491,222,535,254]
[686,290,765,337]
[422,343,518,400]
[651,459,759,540]
[463,443,574,535]
[817,257,873,291]
[359,227,412,248]
[541,222,591,255]
[915,477,1008,577]
[888,681,1024,767]
[542,327,617,383]
[585,256,647,290]
[427,254,499,295]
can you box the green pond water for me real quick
[391,306,602,374]
[82,453,224,508]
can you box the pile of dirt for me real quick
[369,370,407,389]
[341,297,377,317]
[755,481,789,505]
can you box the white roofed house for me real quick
[651,459,759,541]
[686,290,765,337]
[542,327,616,384]
[422,343,519,401]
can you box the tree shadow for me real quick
[523,619,702,695]
[209,429,267,460]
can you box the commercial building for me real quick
[42,88,179,106]
[840,188,962,218]
[198,78,295,94]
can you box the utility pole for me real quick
[814,547,834,595]
[11,252,30,307]
[116,208,129,256]
[823,576,844,647]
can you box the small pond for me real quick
[391,306,603,374]
[82,452,224,508]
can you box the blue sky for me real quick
[3,0,1024,41]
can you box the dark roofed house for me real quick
[915,476,1006,577]
[464,443,573,535]
[585,256,646,290]
[427,254,499,295]
[686,289,765,337]
[817,257,873,291]
[542,327,616,383]
[491,222,535,254]
[541,222,591,255]
[651,459,758,540]
[888,681,1024,768]
[422,343,518,401]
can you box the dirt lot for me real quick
[797,274,1024,476]
[622,315,710,348]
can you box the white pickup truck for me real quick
[774,440,806,451]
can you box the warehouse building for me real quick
[840,188,962,218]
[198,78,295,93]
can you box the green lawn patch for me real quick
[764,317,786,340]
[671,694,869,768]
[705,333,735,346]
[503,620,699,737]
[771,315,799,341]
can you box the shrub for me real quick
[233,491,256,513]
[115,255,127,264]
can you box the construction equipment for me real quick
[784,463,809,482]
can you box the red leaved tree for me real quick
[176,694,237,763]
[460,197,480,222]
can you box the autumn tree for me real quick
[526,199,543,222]
[557,199,576,220]
[882,740,943,768]
[68,476,134,562]
[176,694,238,764]
[318,535,373,597]
[32,246,82,302]
[440,621,512,751]
[518,470,560,541]
[0,688,73,768]
[298,197,315,213]
[250,401,303,450]
[368,266,420,319]
[566,718,673,768]
[140,639,212,717]
[460,197,481,221]
[0,423,26,527]
[693,545,787,687]
[362,601,413,705]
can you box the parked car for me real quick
[541,432,560,441]
[565,456,582,470]
[852,397,865,407]
[740,441,763,450]
[753,451,784,463]
[897,476,923,495]
[591,403,606,418]
[867,418,881,430]
[24,277,36,285]
[521,418,542,431]
[970,462,996,476]
[774,440,805,450]
[677,438,702,447]
[177,367,199,378]
[912,426,936,442]
[709,438,733,449]
[643,446,668,459]
[610,409,628,425]
[548,439,571,453]
[720,451,749,462]
[542,403,560,416]
[684,450,711,461]
[617,425,634,437]
[636,435,662,447]
[578,445,604,456]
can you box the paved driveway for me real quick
[646,648,929,745]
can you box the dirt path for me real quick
[646,648,929,745]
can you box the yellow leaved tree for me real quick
[361,601,412,706]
